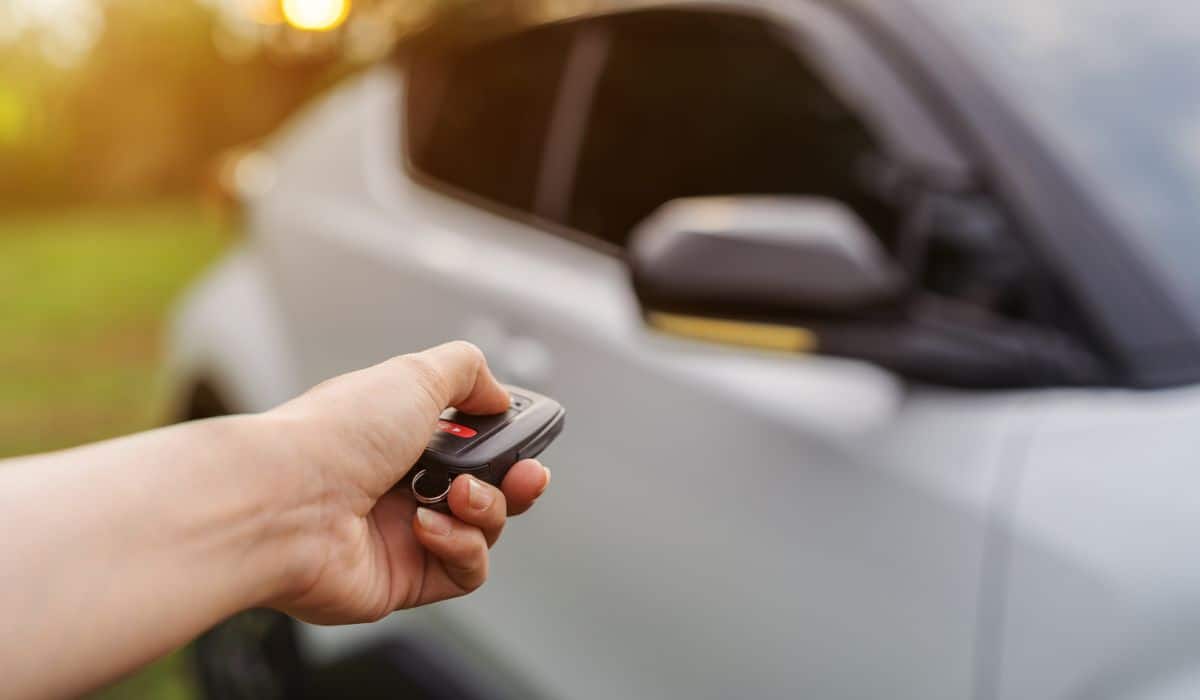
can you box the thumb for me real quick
[281,341,510,498]
[398,341,511,421]
[354,341,509,492]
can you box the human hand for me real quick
[262,341,551,624]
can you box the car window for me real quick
[403,10,1071,323]
[403,8,1103,380]
[551,9,1080,333]
[560,10,900,251]
[405,23,573,214]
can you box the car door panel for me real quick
[993,386,1200,700]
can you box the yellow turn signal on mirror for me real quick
[647,312,818,354]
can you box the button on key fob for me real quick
[409,385,564,512]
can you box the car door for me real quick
[269,4,1079,699]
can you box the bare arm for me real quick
[0,342,551,698]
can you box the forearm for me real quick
[0,415,302,699]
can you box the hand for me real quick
[0,341,551,698]
[264,341,551,624]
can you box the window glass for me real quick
[564,11,897,249]
[406,25,572,213]
[403,9,1093,364]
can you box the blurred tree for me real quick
[0,0,608,209]
[65,0,340,201]
[0,0,346,208]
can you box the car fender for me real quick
[165,244,301,417]
[989,385,1200,700]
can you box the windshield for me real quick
[914,0,1200,317]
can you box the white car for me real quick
[168,1,1200,698]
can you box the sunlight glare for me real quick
[281,0,350,32]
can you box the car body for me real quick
[168,1,1200,698]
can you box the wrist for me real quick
[190,412,330,609]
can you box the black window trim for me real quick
[530,21,613,224]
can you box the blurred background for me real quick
[0,0,477,696]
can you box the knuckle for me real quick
[400,353,441,388]
[448,339,485,365]
[441,536,490,593]
[463,553,489,591]
[468,537,489,562]
[367,601,394,623]
[400,354,448,410]
[490,490,508,518]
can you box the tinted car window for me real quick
[406,25,572,213]
[564,11,896,249]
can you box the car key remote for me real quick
[409,385,565,512]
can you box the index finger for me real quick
[501,459,551,516]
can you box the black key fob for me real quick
[409,385,564,512]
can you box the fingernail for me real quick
[417,507,452,536]
[538,466,552,496]
[467,476,494,510]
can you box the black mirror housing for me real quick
[628,196,1109,388]
[629,196,907,317]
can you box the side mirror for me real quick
[629,196,1109,388]
[629,196,906,316]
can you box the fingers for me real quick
[400,341,510,419]
[446,475,507,546]
[412,507,489,596]
[390,463,552,608]
[442,462,552,545]
[500,459,551,516]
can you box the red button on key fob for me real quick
[436,420,477,438]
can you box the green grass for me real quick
[0,200,234,698]
[0,201,232,454]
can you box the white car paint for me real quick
[168,59,1200,700]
